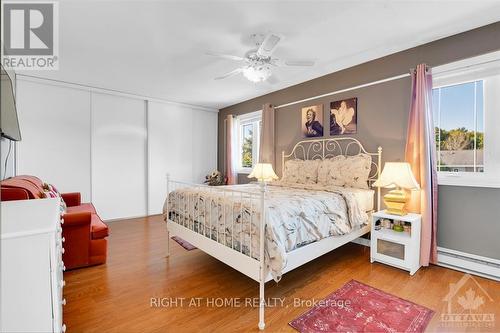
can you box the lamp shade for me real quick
[248,163,278,182]
[373,162,420,190]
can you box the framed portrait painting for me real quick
[330,98,357,135]
[301,104,324,138]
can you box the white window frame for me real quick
[236,110,261,174]
[432,51,500,188]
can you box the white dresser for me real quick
[1,198,66,333]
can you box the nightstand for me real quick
[370,210,422,275]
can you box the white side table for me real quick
[370,210,422,275]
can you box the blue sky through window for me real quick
[433,81,483,131]
[243,124,253,138]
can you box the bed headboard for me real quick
[281,137,382,210]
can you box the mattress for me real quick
[343,187,374,212]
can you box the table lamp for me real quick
[373,162,420,216]
[248,163,278,182]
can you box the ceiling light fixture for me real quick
[208,32,315,83]
[242,65,271,83]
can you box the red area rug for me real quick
[171,236,197,251]
[289,280,434,333]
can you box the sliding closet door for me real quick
[91,93,147,220]
[192,110,217,183]
[16,79,92,201]
[147,102,193,215]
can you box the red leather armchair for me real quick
[1,175,108,270]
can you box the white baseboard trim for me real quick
[437,247,500,281]
[105,214,150,223]
[351,237,370,247]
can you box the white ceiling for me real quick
[22,1,500,110]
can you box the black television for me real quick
[1,65,21,141]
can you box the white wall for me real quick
[148,102,191,215]
[192,109,218,183]
[14,76,217,220]
[91,93,147,220]
[16,79,92,201]
[147,102,217,215]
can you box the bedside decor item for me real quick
[204,170,226,186]
[371,210,422,275]
[301,105,324,138]
[373,162,420,216]
[381,218,391,229]
[289,280,434,333]
[248,163,278,182]
[404,222,411,234]
[393,222,404,232]
[330,97,357,135]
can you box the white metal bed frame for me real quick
[165,137,382,330]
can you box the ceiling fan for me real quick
[207,33,315,83]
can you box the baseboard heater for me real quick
[352,240,500,281]
[437,247,500,281]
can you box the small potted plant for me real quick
[393,220,404,232]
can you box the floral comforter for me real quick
[163,182,368,281]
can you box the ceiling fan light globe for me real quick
[243,66,271,83]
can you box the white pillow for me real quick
[282,159,321,184]
[340,154,372,189]
[299,159,321,184]
[281,159,302,183]
[318,156,346,186]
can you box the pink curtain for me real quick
[405,64,438,266]
[225,114,237,185]
[259,104,275,166]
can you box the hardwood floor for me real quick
[64,216,499,332]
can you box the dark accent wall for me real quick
[438,186,500,258]
[218,22,500,259]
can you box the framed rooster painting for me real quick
[330,98,357,135]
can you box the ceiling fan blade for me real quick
[206,51,246,62]
[256,33,282,58]
[214,68,243,80]
[284,60,316,67]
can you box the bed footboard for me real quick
[165,174,268,330]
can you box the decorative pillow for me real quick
[43,183,67,214]
[339,154,372,189]
[281,159,302,183]
[317,156,346,186]
[298,159,321,184]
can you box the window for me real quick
[432,51,500,187]
[433,81,484,173]
[236,111,261,173]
